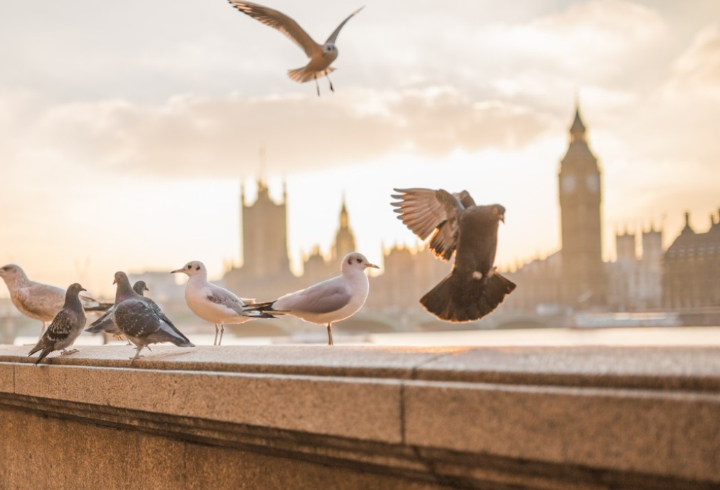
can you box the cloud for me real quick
[29,88,554,178]
[668,24,720,98]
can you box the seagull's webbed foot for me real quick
[60,348,79,356]
[130,346,145,362]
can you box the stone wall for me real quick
[1,345,719,489]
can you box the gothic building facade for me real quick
[663,211,720,309]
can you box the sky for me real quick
[0,0,719,297]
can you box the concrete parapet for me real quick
[0,344,719,489]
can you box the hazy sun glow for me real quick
[1,0,719,297]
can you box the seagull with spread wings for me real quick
[391,188,517,323]
[227,1,363,96]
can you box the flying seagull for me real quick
[391,188,517,322]
[0,264,111,334]
[227,1,364,96]
[245,252,378,345]
[85,280,149,340]
[172,260,272,346]
[111,272,195,361]
[28,283,87,365]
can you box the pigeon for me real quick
[111,272,194,361]
[85,280,149,338]
[27,283,87,365]
[391,188,517,322]
[227,1,364,96]
[245,252,378,345]
[0,264,111,334]
[171,261,272,346]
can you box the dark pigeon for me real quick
[391,188,516,322]
[111,272,194,361]
[27,283,87,364]
[85,281,149,337]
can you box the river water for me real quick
[13,326,720,348]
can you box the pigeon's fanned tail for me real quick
[288,66,335,83]
[420,271,516,323]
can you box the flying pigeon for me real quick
[172,261,272,346]
[391,188,516,322]
[245,252,378,345]
[27,283,87,365]
[0,264,111,334]
[111,272,194,361]
[227,1,363,96]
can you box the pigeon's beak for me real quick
[367,263,380,270]
[144,286,150,292]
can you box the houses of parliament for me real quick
[222,103,720,317]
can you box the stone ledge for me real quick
[1,344,719,489]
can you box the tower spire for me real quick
[570,97,586,142]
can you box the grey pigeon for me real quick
[0,264,111,333]
[111,272,194,361]
[85,281,149,338]
[27,283,87,365]
[391,188,516,322]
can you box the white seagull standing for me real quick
[245,252,379,345]
[227,1,364,96]
[172,261,269,345]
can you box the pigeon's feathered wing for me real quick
[392,188,516,323]
[114,298,193,348]
[27,285,87,364]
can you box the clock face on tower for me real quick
[561,175,576,194]
[586,174,599,193]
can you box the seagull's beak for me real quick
[81,287,87,292]
[367,263,380,269]
[144,286,150,292]
[499,214,505,224]
[170,269,182,274]
[112,279,116,285]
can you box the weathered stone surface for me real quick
[404,381,720,483]
[13,364,403,443]
[0,363,12,393]
[414,346,720,390]
[0,409,446,490]
[0,344,468,379]
[2,344,720,488]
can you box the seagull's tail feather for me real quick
[243,301,286,318]
[242,309,278,319]
[288,66,335,83]
[420,270,516,323]
[84,303,113,312]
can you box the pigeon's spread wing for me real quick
[391,188,467,261]
[325,6,364,45]
[207,287,246,315]
[276,280,352,314]
[228,1,320,58]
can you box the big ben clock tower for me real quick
[558,102,606,307]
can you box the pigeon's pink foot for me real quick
[60,349,79,356]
